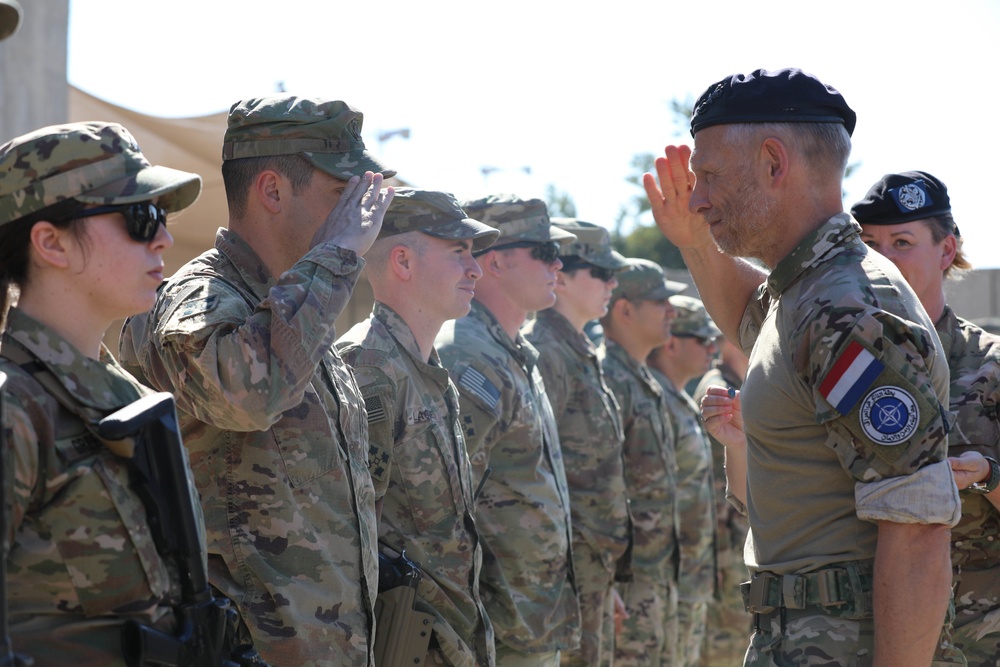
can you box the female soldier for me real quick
[0,121,201,664]
[852,171,1000,666]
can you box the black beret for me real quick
[690,68,857,137]
[851,171,953,227]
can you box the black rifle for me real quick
[97,392,266,667]
[0,372,33,666]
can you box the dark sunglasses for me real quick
[69,202,168,243]
[561,260,618,283]
[481,240,561,264]
[672,333,717,348]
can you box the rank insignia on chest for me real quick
[820,340,885,415]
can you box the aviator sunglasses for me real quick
[561,260,617,283]
[476,240,561,264]
[69,202,168,243]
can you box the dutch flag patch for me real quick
[819,340,885,415]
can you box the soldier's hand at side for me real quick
[642,145,714,250]
[612,587,628,636]
[312,171,395,256]
[700,385,745,449]
[949,451,991,490]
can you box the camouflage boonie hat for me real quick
[610,258,687,304]
[552,218,628,270]
[0,121,202,227]
[461,194,576,247]
[380,188,499,251]
[0,0,21,41]
[669,295,722,338]
[223,96,395,180]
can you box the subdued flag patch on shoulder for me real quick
[365,394,387,424]
[459,367,500,411]
[820,340,885,415]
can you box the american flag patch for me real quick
[819,340,885,415]
[459,367,501,410]
[365,394,387,423]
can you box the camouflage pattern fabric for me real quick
[523,308,629,667]
[600,339,678,667]
[337,303,495,667]
[650,368,716,667]
[745,609,966,667]
[691,364,752,667]
[0,121,201,224]
[435,301,580,657]
[936,306,1000,666]
[3,308,188,665]
[735,214,960,661]
[119,228,378,667]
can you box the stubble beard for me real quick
[712,169,777,261]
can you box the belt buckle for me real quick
[817,568,846,607]
[747,572,778,614]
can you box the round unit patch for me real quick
[859,386,919,445]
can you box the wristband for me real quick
[968,456,1000,494]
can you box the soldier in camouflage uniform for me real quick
[336,188,499,667]
[691,336,750,667]
[599,258,686,667]
[0,122,203,664]
[647,295,721,667]
[435,195,579,667]
[854,171,1000,666]
[521,219,630,667]
[646,68,963,665]
[119,96,394,667]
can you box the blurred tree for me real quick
[545,184,577,218]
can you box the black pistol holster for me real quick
[374,548,434,667]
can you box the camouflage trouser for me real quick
[560,543,615,667]
[951,566,1000,667]
[495,645,559,667]
[614,573,678,667]
[701,547,752,667]
[677,600,708,667]
[745,609,966,667]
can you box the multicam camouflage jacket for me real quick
[337,302,494,667]
[650,369,717,603]
[523,308,630,573]
[936,305,1000,569]
[737,213,959,575]
[3,308,186,665]
[600,340,678,580]
[436,301,580,653]
[119,228,378,667]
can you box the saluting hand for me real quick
[312,171,395,256]
[642,145,713,250]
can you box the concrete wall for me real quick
[0,0,68,141]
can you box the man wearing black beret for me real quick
[644,68,963,665]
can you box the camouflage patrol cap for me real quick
[223,95,396,180]
[0,122,202,227]
[0,0,21,41]
[610,258,687,304]
[690,68,856,137]
[669,295,722,338]
[461,194,576,246]
[851,171,954,229]
[552,218,628,270]
[380,188,499,251]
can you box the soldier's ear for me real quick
[938,234,957,272]
[254,170,283,214]
[760,137,789,187]
[389,244,413,279]
[28,221,72,270]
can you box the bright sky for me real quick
[68,0,1000,268]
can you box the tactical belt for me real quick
[740,559,874,625]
